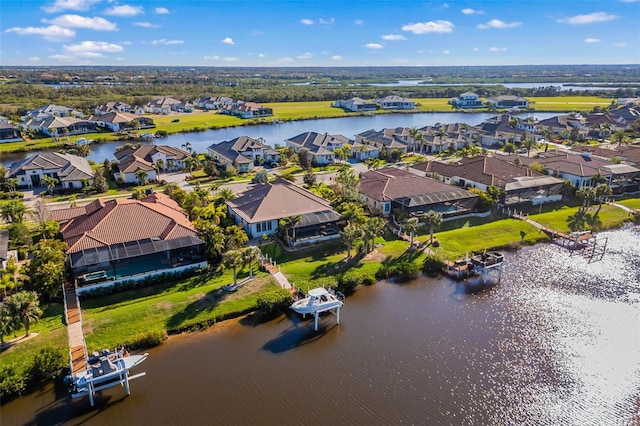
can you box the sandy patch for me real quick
[363,249,387,262]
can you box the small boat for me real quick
[66,348,148,406]
[290,287,344,315]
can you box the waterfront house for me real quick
[51,193,206,288]
[333,97,378,112]
[89,112,155,132]
[226,178,341,246]
[0,122,22,143]
[375,95,415,110]
[195,96,234,110]
[284,132,352,165]
[207,136,279,172]
[485,95,530,109]
[114,145,189,183]
[537,115,588,140]
[448,92,483,109]
[412,156,564,206]
[22,115,97,137]
[358,167,478,216]
[7,152,94,190]
[473,115,541,147]
[513,150,640,191]
[355,128,409,155]
[417,123,469,153]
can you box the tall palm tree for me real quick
[242,246,261,278]
[522,138,538,157]
[279,215,302,244]
[60,127,69,142]
[135,169,149,185]
[217,188,236,203]
[7,291,42,337]
[423,210,443,245]
[408,127,420,153]
[362,216,385,253]
[340,223,363,258]
[182,141,193,154]
[222,250,244,286]
[155,159,165,173]
[224,225,249,251]
[403,217,419,247]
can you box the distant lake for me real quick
[1,112,559,166]
[365,80,638,91]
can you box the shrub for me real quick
[123,329,167,350]
[0,363,29,400]
[422,254,445,275]
[256,289,293,314]
[376,261,420,282]
[33,345,68,380]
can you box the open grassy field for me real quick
[528,204,631,233]
[618,198,640,210]
[528,96,613,112]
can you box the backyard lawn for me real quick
[528,204,631,233]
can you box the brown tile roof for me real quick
[52,193,198,254]
[358,167,476,206]
[227,178,338,224]
[115,144,189,173]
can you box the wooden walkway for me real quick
[62,282,87,375]
[512,213,596,246]
[261,256,293,290]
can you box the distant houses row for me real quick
[448,92,531,109]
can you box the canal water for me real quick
[0,112,559,166]
[3,227,639,425]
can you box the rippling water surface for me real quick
[2,228,639,425]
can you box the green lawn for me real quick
[617,198,640,210]
[529,204,631,233]
[528,96,613,112]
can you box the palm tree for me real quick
[340,223,363,258]
[222,250,244,286]
[155,159,165,173]
[522,138,538,157]
[224,225,249,251]
[7,291,42,337]
[612,130,629,146]
[60,127,69,142]
[577,186,596,210]
[242,246,261,278]
[48,127,58,142]
[362,216,385,253]
[166,159,176,171]
[0,304,15,346]
[182,141,193,154]
[41,175,59,195]
[408,127,421,153]
[1,200,27,223]
[135,169,149,185]
[423,210,443,245]
[403,217,419,247]
[279,215,302,244]
[217,188,236,203]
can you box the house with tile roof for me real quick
[512,150,640,191]
[354,127,410,156]
[485,95,530,109]
[473,115,542,147]
[51,192,206,290]
[411,156,564,206]
[207,136,279,172]
[358,167,478,216]
[226,178,341,247]
[285,132,352,165]
[448,92,483,109]
[89,111,155,132]
[537,115,588,140]
[0,122,22,143]
[145,97,189,114]
[375,95,415,110]
[22,115,97,137]
[21,104,84,122]
[333,97,378,112]
[8,152,94,190]
[220,100,273,118]
[94,101,141,116]
[194,96,234,110]
[417,123,470,153]
[114,144,190,183]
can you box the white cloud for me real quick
[301,18,314,25]
[258,53,266,58]
[354,19,364,25]
[203,55,220,60]
[489,47,507,52]
[296,52,312,59]
[278,57,294,63]
[462,8,483,15]
[223,57,238,62]
[478,19,522,29]
[614,42,628,47]
[557,12,618,25]
[382,34,406,41]
[442,49,450,54]
[135,22,160,28]
[5,25,75,42]
[155,7,169,14]
[319,17,335,25]
[331,55,343,60]
[104,5,143,16]
[151,38,183,45]
[366,43,383,49]
[64,40,123,53]
[221,37,235,45]
[42,0,100,13]
[584,38,601,43]
[43,14,117,30]
[29,57,41,62]
[402,20,454,34]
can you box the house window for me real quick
[256,221,273,233]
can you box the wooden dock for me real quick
[62,282,87,376]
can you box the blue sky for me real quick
[1,0,638,66]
